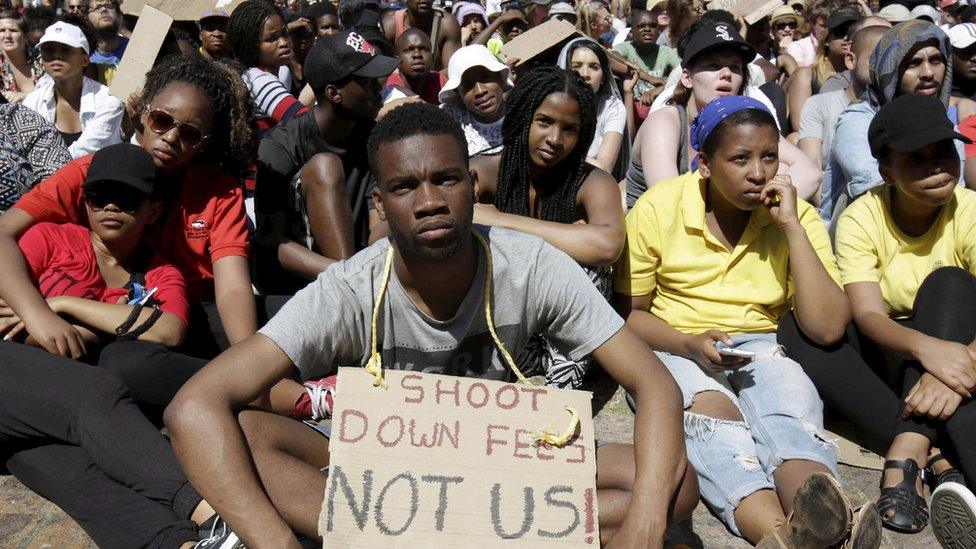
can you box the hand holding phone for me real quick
[715,341,757,360]
[685,331,754,372]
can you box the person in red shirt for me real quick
[384,28,448,105]
[4,143,189,352]
[0,53,257,361]
[0,142,244,548]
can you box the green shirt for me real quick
[612,41,680,96]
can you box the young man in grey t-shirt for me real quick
[165,103,697,547]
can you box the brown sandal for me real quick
[844,502,882,549]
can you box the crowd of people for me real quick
[2,0,976,546]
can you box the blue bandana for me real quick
[690,96,772,152]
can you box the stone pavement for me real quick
[0,382,942,548]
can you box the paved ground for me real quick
[0,379,942,548]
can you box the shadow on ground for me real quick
[0,377,941,548]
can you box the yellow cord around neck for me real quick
[362,229,580,447]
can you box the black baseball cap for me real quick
[84,143,159,194]
[679,21,756,66]
[825,8,860,35]
[868,94,971,158]
[304,30,399,88]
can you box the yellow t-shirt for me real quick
[613,171,841,335]
[835,185,976,319]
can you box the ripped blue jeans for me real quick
[655,333,838,535]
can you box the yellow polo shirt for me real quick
[614,171,840,335]
[835,185,976,319]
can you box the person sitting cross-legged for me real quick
[165,102,699,547]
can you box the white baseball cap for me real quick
[949,22,976,49]
[438,45,513,107]
[38,21,90,54]
[877,4,911,23]
[911,4,942,23]
[548,2,576,17]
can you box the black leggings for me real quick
[0,342,202,548]
[97,294,293,417]
[779,267,976,484]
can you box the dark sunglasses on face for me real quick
[84,185,147,213]
[144,109,209,149]
[774,21,797,30]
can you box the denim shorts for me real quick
[653,333,837,535]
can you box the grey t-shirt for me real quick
[797,90,850,170]
[260,225,625,382]
[818,70,852,95]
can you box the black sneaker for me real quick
[195,514,245,549]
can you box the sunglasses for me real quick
[144,109,209,149]
[84,186,147,213]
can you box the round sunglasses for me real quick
[144,109,210,149]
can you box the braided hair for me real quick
[130,54,256,177]
[227,0,280,68]
[494,66,596,225]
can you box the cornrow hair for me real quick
[494,66,596,225]
[227,0,280,68]
[130,54,256,177]
[367,102,468,176]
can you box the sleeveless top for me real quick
[625,104,690,208]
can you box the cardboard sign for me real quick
[109,5,172,102]
[499,19,581,66]
[122,0,247,20]
[320,368,600,547]
[709,0,782,24]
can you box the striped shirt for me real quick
[243,67,308,131]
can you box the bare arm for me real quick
[299,153,356,261]
[777,53,798,83]
[213,255,258,345]
[777,135,822,201]
[438,15,462,71]
[590,327,685,544]
[49,296,186,347]
[587,131,623,174]
[0,208,87,358]
[765,178,849,344]
[787,68,813,134]
[474,10,523,45]
[847,281,976,396]
[278,241,335,280]
[797,137,822,167]
[166,335,301,547]
[473,169,625,266]
[639,107,681,187]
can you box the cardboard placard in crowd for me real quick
[320,367,600,547]
[709,0,782,24]
[499,19,581,67]
[121,0,246,21]
[110,5,173,102]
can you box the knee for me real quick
[99,340,166,379]
[299,153,345,196]
[919,267,976,301]
[687,391,744,422]
[236,409,275,450]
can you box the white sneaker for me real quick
[931,481,976,548]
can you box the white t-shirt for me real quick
[589,93,626,158]
[441,104,505,156]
